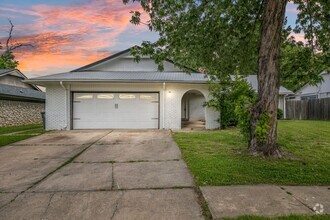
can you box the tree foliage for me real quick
[294,0,330,54]
[0,49,18,69]
[280,41,326,92]
[125,0,261,77]
[124,0,329,91]
[279,0,330,91]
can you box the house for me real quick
[25,48,220,130]
[0,69,45,127]
[25,47,293,130]
[294,72,330,100]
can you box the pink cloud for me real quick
[289,33,306,43]
[286,7,299,13]
[0,0,152,76]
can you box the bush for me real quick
[207,75,256,130]
[277,108,283,119]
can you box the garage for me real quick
[72,92,159,129]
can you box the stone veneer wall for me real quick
[0,100,45,127]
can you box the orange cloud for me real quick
[18,50,109,72]
[0,0,153,77]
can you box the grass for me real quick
[0,124,43,135]
[0,124,46,147]
[173,120,330,185]
[224,214,330,220]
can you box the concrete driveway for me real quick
[0,130,203,220]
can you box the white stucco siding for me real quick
[87,56,181,72]
[45,82,220,130]
[278,96,284,111]
[181,93,206,121]
[45,85,68,130]
[164,83,219,130]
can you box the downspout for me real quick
[283,94,288,119]
[163,82,166,129]
[60,81,68,130]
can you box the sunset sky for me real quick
[0,0,300,78]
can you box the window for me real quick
[140,94,157,100]
[97,94,114,99]
[75,94,93,99]
[119,94,136,99]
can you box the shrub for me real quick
[207,75,256,130]
[277,108,283,119]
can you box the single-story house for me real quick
[25,47,292,130]
[25,48,220,130]
[0,69,45,127]
[294,72,330,100]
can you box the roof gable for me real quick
[0,69,41,91]
[0,69,24,78]
[71,47,191,73]
[296,72,330,94]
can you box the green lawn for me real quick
[0,124,43,135]
[173,120,330,185]
[0,124,46,147]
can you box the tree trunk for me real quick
[249,0,287,157]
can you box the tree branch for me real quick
[2,19,34,53]
[10,43,34,51]
[306,0,314,56]
[6,19,14,51]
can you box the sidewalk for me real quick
[201,185,329,219]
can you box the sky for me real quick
[0,0,300,78]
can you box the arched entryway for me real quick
[181,90,206,129]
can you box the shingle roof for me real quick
[26,71,293,95]
[0,69,14,76]
[0,84,45,101]
[25,71,209,84]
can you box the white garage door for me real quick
[73,92,159,129]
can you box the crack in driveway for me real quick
[0,131,111,210]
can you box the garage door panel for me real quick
[73,92,159,129]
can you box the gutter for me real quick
[60,81,68,130]
[24,79,209,85]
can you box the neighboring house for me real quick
[0,69,45,127]
[295,72,330,100]
[25,47,293,130]
[243,75,294,118]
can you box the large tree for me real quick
[124,0,330,157]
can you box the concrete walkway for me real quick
[0,130,203,220]
[201,185,329,219]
